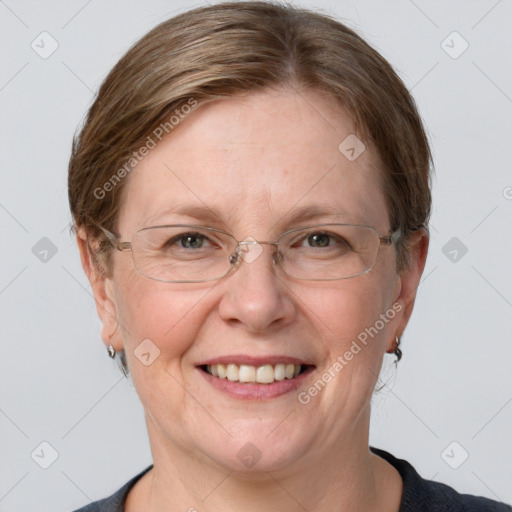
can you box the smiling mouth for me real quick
[200,363,311,384]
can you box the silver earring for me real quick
[394,336,402,364]
[108,344,116,358]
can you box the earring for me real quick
[393,336,402,364]
[108,344,116,358]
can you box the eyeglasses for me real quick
[98,223,401,283]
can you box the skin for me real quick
[78,86,428,511]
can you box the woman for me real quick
[68,1,511,511]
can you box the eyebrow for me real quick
[276,204,361,225]
[146,203,363,229]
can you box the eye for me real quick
[296,231,349,249]
[305,232,332,248]
[166,232,213,250]
[284,228,355,257]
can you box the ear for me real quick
[76,227,121,352]
[387,227,429,351]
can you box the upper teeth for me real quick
[206,363,302,384]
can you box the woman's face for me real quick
[86,87,426,473]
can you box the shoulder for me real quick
[370,446,512,512]
[70,465,153,512]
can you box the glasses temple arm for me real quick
[97,225,132,252]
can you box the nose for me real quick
[218,241,296,334]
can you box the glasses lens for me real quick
[128,224,382,282]
[278,224,380,280]
[131,225,235,282]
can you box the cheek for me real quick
[114,273,217,372]
[113,278,222,428]
[312,274,392,337]
[306,272,397,376]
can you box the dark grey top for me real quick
[72,446,511,511]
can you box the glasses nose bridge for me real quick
[230,238,281,267]
[237,239,279,248]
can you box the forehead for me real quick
[117,88,389,235]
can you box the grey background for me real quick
[1,0,511,511]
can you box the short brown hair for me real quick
[68,0,432,372]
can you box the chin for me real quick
[196,422,313,475]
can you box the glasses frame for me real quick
[97,223,401,283]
